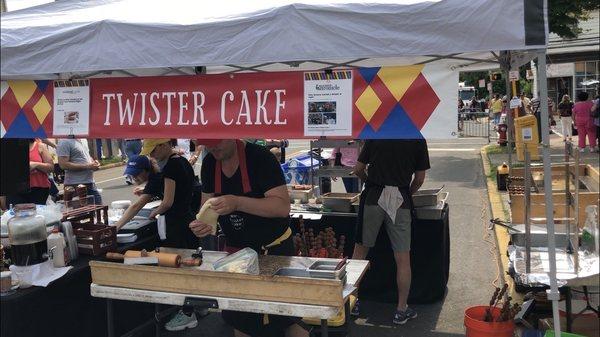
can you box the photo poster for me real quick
[303,70,353,136]
[53,79,90,136]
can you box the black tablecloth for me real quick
[360,204,450,304]
[291,205,450,305]
[1,235,158,337]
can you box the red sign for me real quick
[91,72,304,138]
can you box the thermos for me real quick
[496,162,509,191]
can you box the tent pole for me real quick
[537,49,561,335]
[501,51,513,169]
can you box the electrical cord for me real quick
[481,189,504,290]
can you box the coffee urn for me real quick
[7,204,49,266]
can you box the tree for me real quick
[549,0,600,38]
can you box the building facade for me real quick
[545,10,599,103]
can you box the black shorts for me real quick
[221,236,301,337]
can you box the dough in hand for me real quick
[196,199,219,235]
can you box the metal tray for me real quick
[288,186,315,203]
[414,192,449,220]
[509,224,576,247]
[307,260,347,279]
[321,193,360,212]
[412,187,443,207]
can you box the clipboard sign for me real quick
[53,79,91,136]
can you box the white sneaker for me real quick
[165,310,198,331]
[579,148,586,153]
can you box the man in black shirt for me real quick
[189,139,307,337]
[352,139,430,325]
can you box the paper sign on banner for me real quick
[53,80,90,136]
[522,127,532,141]
[526,69,534,80]
[303,71,353,137]
[509,70,520,81]
[478,79,486,88]
[510,97,522,109]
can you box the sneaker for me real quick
[579,148,586,153]
[393,307,417,325]
[165,310,198,331]
[350,299,360,317]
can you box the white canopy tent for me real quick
[1,0,547,77]
[1,0,564,334]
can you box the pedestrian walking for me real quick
[122,138,142,185]
[57,138,103,205]
[490,94,503,125]
[557,94,574,142]
[591,95,599,152]
[531,94,555,142]
[572,91,597,152]
[7,139,54,205]
[332,144,361,193]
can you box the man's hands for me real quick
[188,195,238,238]
[88,160,101,171]
[133,186,145,196]
[189,155,198,166]
[189,220,214,238]
[148,209,160,219]
[210,195,239,215]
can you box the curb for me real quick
[98,161,125,171]
[480,146,522,301]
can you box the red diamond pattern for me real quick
[368,74,398,132]
[0,88,21,130]
[353,71,369,136]
[399,74,440,129]
[20,88,45,131]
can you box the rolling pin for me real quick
[106,250,202,267]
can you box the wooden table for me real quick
[91,252,369,337]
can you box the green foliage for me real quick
[99,157,124,166]
[459,72,507,98]
[549,0,600,38]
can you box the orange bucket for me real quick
[464,306,515,337]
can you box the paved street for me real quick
[91,138,497,337]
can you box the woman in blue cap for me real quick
[113,155,164,230]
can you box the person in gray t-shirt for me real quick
[57,139,103,204]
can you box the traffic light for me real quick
[491,73,502,81]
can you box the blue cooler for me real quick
[281,154,320,185]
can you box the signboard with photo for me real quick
[53,79,90,136]
[303,71,353,137]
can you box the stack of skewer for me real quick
[293,216,346,258]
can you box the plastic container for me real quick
[464,306,515,337]
[213,248,259,275]
[60,221,78,261]
[47,227,68,267]
[7,204,48,266]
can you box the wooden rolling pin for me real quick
[106,250,200,268]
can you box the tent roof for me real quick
[0,0,547,77]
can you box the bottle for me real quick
[496,162,510,191]
[47,227,68,267]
